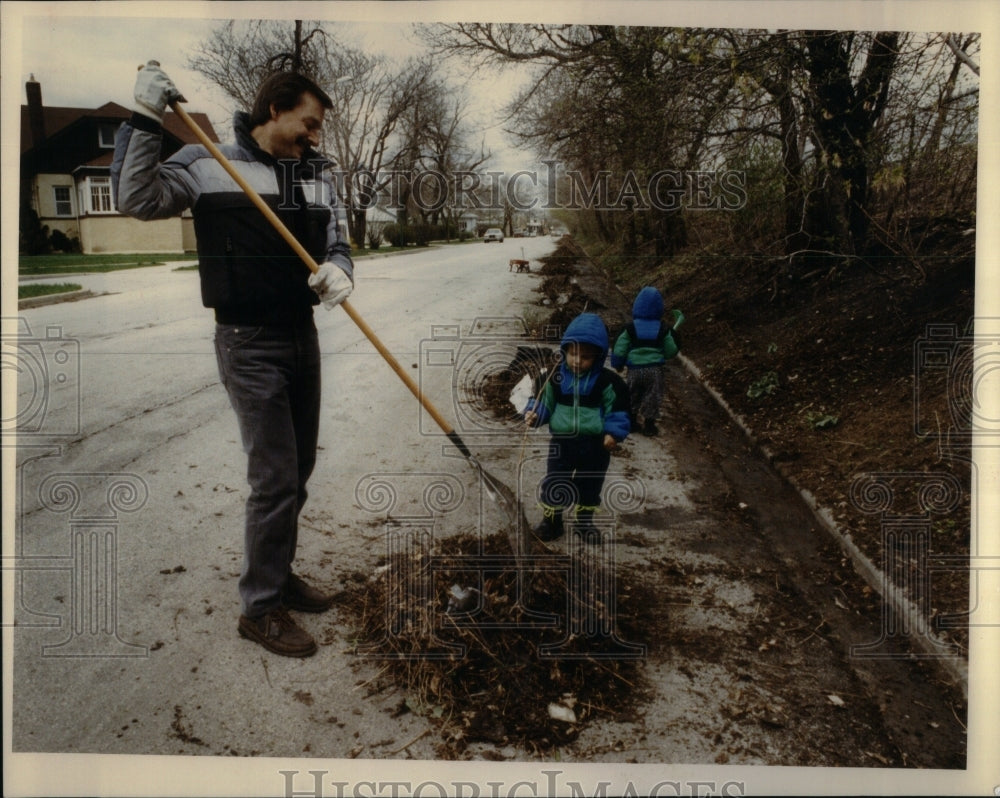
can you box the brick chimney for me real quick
[26,74,46,145]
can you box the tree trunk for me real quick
[351,208,368,249]
[804,31,899,256]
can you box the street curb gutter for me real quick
[677,352,969,700]
[18,288,94,310]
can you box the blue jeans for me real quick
[214,322,321,617]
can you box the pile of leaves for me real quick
[338,531,653,755]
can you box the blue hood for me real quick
[633,286,664,320]
[632,286,665,340]
[561,313,609,365]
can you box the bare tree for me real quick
[320,49,433,244]
[187,20,334,112]
[189,20,488,247]
[423,23,977,271]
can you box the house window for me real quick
[98,122,118,149]
[86,177,114,214]
[53,186,73,217]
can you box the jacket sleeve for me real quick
[319,168,354,281]
[111,114,198,220]
[602,370,631,440]
[662,327,681,359]
[524,377,554,426]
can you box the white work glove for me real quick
[308,262,353,309]
[133,60,185,123]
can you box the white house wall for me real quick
[32,173,80,240]
[79,215,185,254]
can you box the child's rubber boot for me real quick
[532,506,564,541]
[573,508,602,545]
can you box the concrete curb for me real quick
[18,288,95,310]
[353,241,475,261]
[677,352,969,699]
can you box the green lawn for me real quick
[19,282,83,299]
[19,252,197,275]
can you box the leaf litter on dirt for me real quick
[335,529,659,755]
[332,238,658,755]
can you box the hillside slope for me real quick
[534,225,975,655]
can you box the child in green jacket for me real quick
[611,286,683,436]
[524,313,631,544]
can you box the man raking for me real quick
[112,62,354,657]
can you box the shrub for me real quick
[19,206,51,255]
[384,223,410,247]
[411,223,434,247]
[49,229,81,253]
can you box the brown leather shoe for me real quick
[238,607,317,657]
[281,573,334,613]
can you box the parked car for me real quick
[483,228,504,243]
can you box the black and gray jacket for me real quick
[111,111,353,325]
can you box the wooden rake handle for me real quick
[169,101,465,447]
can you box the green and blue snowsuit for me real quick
[611,286,682,424]
[525,313,630,517]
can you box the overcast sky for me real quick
[9,2,996,175]
[4,1,997,234]
[13,9,536,173]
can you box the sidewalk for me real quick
[17,261,199,310]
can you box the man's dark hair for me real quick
[249,71,334,128]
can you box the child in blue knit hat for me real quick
[611,286,683,436]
